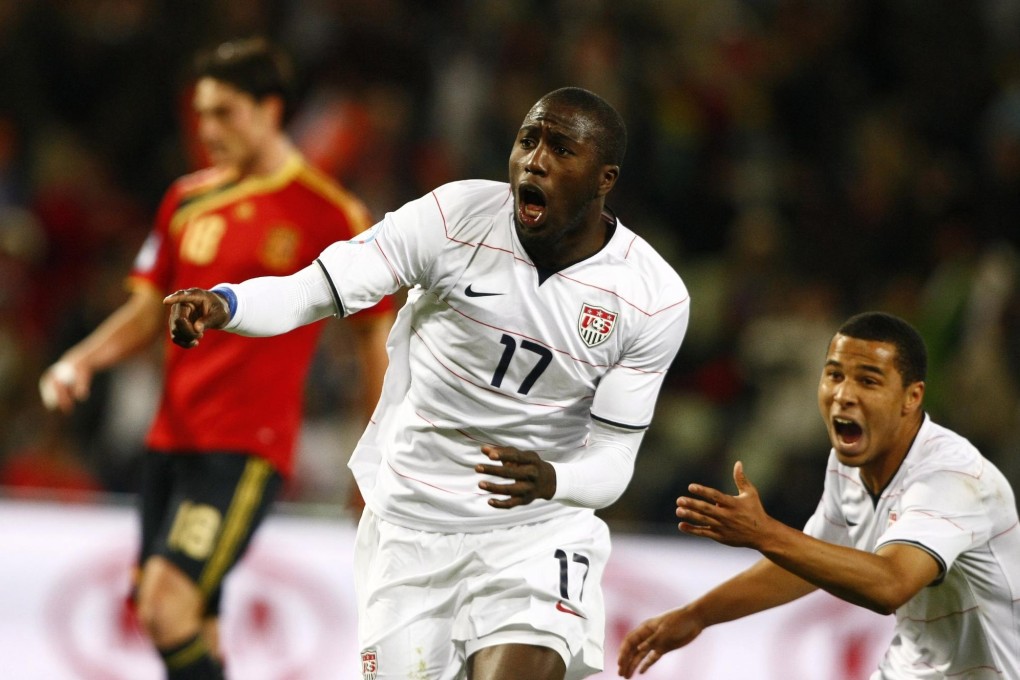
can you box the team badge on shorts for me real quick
[361,648,378,679]
[578,303,618,347]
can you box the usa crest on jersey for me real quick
[578,303,618,347]
[361,648,378,679]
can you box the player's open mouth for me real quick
[518,185,547,227]
[833,416,863,444]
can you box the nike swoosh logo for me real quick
[555,601,585,618]
[847,520,858,526]
[465,284,503,297]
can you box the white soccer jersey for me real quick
[804,415,1020,679]
[315,180,690,531]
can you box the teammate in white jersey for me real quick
[164,88,690,680]
[619,311,1020,680]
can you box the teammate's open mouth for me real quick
[833,417,863,444]
[518,186,547,226]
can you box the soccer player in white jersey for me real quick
[618,311,1020,679]
[164,87,690,680]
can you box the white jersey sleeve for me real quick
[876,452,1004,577]
[220,264,337,336]
[550,420,644,508]
[590,291,689,429]
[315,189,452,315]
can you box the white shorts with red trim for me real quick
[353,507,610,680]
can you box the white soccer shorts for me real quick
[353,507,610,680]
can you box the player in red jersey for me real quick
[38,37,393,680]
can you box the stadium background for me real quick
[1,1,1018,678]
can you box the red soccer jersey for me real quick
[129,153,388,477]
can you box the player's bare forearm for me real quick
[751,527,936,614]
[163,288,231,348]
[678,462,936,614]
[617,559,812,678]
[617,605,703,678]
[697,557,816,626]
[40,289,164,412]
[475,445,556,509]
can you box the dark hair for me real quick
[194,37,295,121]
[538,87,627,166]
[836,311,927,385]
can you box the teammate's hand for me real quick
[39,360,90,413]
[475,445,556,509]
[675,461,773,549]
[164,288,231,348]
[617,607,704,677]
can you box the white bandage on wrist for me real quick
[40,361,77,411]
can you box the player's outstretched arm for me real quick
[617,605,704,678]
[617,558,816,677]
[678,461,940,614]
[40,288,165,412]
[164,288,231,348]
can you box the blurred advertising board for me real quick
[0,498,892,679]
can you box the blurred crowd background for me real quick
[2,0,1020,531]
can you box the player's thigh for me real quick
[461,514,611,680]
[146,452,282,605]
[468,642,566,680]
[353,509,466,679]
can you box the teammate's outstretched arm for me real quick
[678,462,940,614]
[617,557,816,677]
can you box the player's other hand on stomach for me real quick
[164,288,231,348]
[475,445,556,508]
[617,606,704,678]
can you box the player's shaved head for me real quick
[534,87,627,167]
[835,311,927,386]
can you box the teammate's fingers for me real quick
[679,524,699,538]
[617,652,638,679]
[638,649,661,674]
[687,483,726,504]
[733,460,756,495]
[677,495,724,519]
[676,508,719,530]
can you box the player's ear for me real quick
[262,94,286,127]
[597,165,619,197]
[903,380,924,415]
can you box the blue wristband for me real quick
[210,287,238,320]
